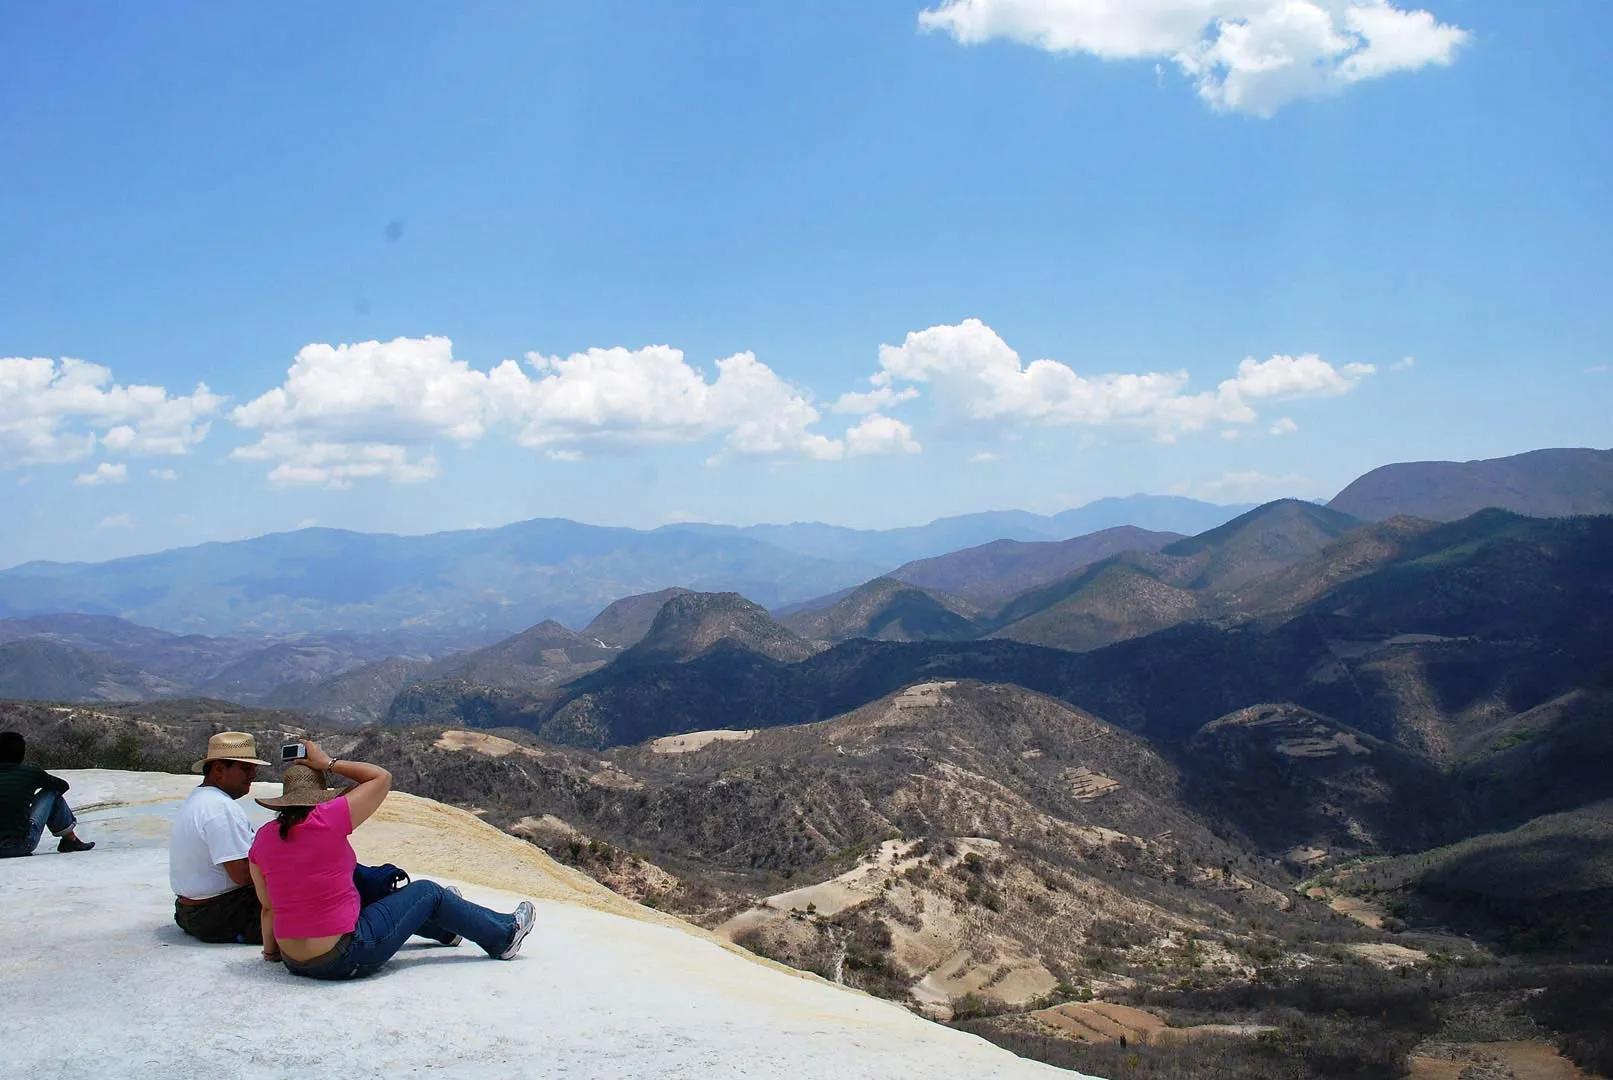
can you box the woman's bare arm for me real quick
[299,742,392,829]
[250,861,278,961]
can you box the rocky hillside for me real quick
[619,592,822,666]
[975,500,1359,652]
[0,640,187,702]
[780,578,981,644]
[886,526,1182,605]
[581,587,691,647]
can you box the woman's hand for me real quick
[300,741,333,771]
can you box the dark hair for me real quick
[277,806,314,840]
[0,731,24,764]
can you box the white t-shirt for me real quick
[169,785,254,900]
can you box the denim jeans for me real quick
[0,791,77,857]
[283,880,518,981]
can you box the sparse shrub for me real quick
[949,993,1011,1022]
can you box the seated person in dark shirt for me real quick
[0,731,94,857]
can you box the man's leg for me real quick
[28,792,92,853]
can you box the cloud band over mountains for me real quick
[5,322,1376,488]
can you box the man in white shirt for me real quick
[169,731,270,944]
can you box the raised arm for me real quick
[300,743,391,829]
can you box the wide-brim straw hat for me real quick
[255,763,342,810]
[191,731,271,774]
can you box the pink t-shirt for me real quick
[248,798,360,939]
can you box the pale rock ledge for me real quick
[4,770,1088,1080]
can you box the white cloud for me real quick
[867,318,1372,438]
[1269,417,1299,436]
[968,451,999,463]
[1586,364,1610,375]
[97,513,134,529]
[74,462,128,486]
[497,346,842,464]
[231,336,845,486]
[149,467,178,481]
[231,337,484,487]
[232,433,440,488]
[845,414,922,457]
[1224,352,1376,401]
[1220,429,1243,441]
[1390,355,1416,371]
[0,356,222,467]
[1188,470,1312,502]
[917,0,1469,116]
[830,380,922,415]
[296,518,319,529]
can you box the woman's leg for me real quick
[347,881,519,968]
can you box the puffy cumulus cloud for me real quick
[230,337,488,487]
[0,356,222,467]
[97,513,134,529]
[492,345,843,464]
[845,414,922,457]
[74,462,128,486]
[230,336,845,486]
[233,337,488,443]
[877,319,1195,427]
[150,467,178,481]
[1269,417,1299,436]
[917,0,1469,116]
[868,319,1372,438]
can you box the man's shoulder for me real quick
[178,785,246,820]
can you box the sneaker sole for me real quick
[499,902,536,960]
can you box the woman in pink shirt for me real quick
[248,741,535,980]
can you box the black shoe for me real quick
[58,835,95,854]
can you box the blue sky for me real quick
[2,0,1609,566]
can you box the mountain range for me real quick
[5,443,1612,1077]
[0,495,1252,637]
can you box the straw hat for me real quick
[255,763,342,810]
[190,731,270,774]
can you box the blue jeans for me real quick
[283,880,518,981]
[0,791,77,857]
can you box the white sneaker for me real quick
[499,901,536,960]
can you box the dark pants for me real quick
[284,881,517,981]
[0,791,78,858]
[174,885,263,944]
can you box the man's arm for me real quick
[36,768,69,794]
[199,804,254,886]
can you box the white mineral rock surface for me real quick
[4,770,1087,1079]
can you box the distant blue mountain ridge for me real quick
[0,496,1251,636]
